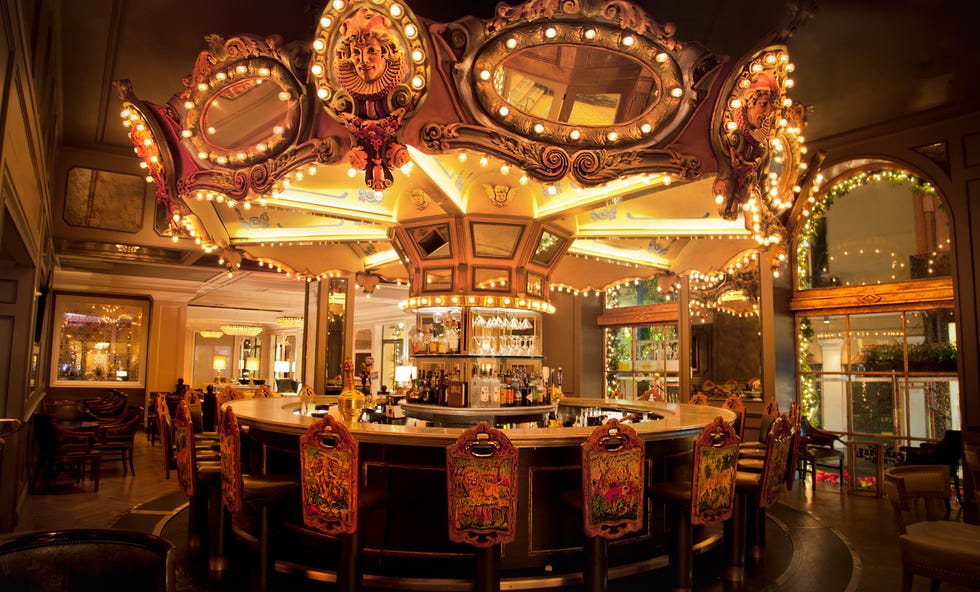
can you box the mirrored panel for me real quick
[473,267,511,292]
[471,222,524,258]
[527,273,544,297]
[422,268,454,292]
[410,224,452,259]
[494,44,660,126]
[202,78,299,153]
[531,230,567,267]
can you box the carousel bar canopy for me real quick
[115,0,815,311]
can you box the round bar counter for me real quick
[226,397,735,590]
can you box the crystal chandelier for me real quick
[220,324,263,337]
[198,330,224,338]
[275,316,304,328]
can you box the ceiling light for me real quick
[220,324,263,337]
[199,330,224,339]
[275,316,304,328]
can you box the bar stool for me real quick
[300,414,389,592]
[561,418,645,592]
[647,416,740,592]
[173,400,221,559]
[724,413,793,582]
[446,421,519,592]
[218,406,298,591]
[721,395,746,439]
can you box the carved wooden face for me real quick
[351,37,385,83]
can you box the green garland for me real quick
[796,169,937,290]
[797,317,819,422]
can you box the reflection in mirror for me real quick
[471,222,523,258]
[202,78,298,152]
[527,273,544,297]
[423,268,453,292]
[411,224,451,258]
[531,230,567,267]
[325,278,347,384]
[494,44,659,126]
[473,267,510,292]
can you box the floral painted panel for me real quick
[446,422,518,547]
[692,444,739,525]
[219,408,243,513]
[581,418,645,539]
[173,402,196,497]
[586,447,643,529]
[300,417,359,535]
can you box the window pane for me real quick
[798,170,950,289]
[849,312,903,372]
[905,309,957,373]
[849,376,896,436]
[901,377,959,440]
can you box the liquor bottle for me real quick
[489,370,502,408]
[439,369,449,406]
[337,358,365,424]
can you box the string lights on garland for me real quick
[796,168,937,290]
[797,317,818,421]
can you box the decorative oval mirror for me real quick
[201,77,299,154]
[472,19,687,147]
[493,44,660,127]
[180,36,305,167]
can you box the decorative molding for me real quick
[788,278,953,313]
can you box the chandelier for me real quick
[198,330,224,339]
[275,316,304,328]
[220,324,263,337]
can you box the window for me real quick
[798,308,958,444]
[604,324,679,400]
[51,294,150,387]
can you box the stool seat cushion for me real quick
[737,458,765,472]
[900,521,980,579]
[241,474,299,507]
[735,470,762,492]
[647,480,692,506]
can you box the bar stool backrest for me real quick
[446,421,519,548]
[580,418,645,538]
[173,400,199,497]
[759,414,793,508]
[253,385,274,399]
[722,395,746,439]
[218,406,244,513]
[183,389,203,405]
[786,402,801,491]
[155,392,172,480]
[300,415,360,535]
[690,393,709,405]
[691,416,741,525]
[217,386,242,407]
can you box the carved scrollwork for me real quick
[420,122,700,186]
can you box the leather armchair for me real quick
[798,417,845,491]
[898,430,962,502]
[0,528,176,591]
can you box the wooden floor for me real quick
[10,426,975,591]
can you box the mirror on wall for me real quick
[324,277,347,386]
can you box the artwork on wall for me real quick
[64,167,145,232]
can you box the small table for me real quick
[845,440,886,496]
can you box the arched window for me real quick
[791,164,957,478]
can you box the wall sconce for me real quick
[212,355,228,383]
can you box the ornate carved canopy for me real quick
[115,0,814,303]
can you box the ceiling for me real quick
[52,0,980,325]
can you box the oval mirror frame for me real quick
[182,54,305,167]
[473,22,686,147]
